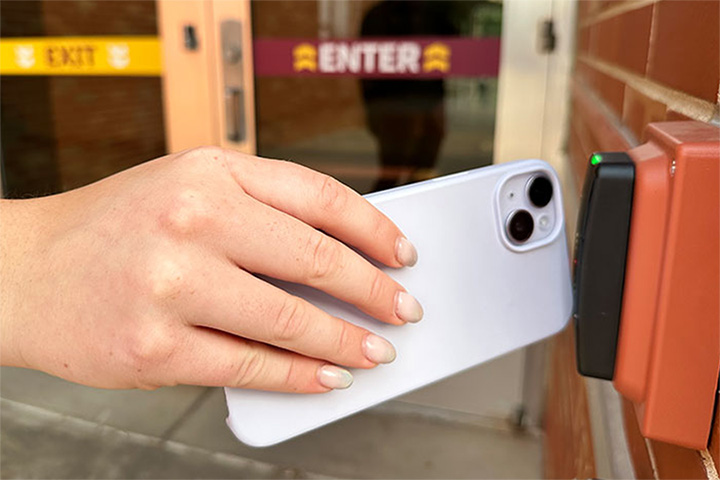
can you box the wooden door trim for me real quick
[157,0,255,154]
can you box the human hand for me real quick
[0,147,422,392]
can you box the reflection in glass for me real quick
[0,0,165,198]
[360,1,456,191]
[252,0,502,194]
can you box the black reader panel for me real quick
[573,152,635,380]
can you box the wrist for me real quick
[0,198,48,367]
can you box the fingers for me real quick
[227,153,418,269]
[182,260,396,369]
[218,195,423,325]
[169,327,353,393]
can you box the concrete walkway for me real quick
[1,367,542,479]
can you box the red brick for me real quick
[650,439,709,479]
[565,3,720,478]
[0,77,60,196]
[252,0,320,37]
[647,0,720,102]
[572,80,633,151]
[622,86,668,141]
[569,118,592,188]
[598,0,631,12]
[665,110,693,122]
[711,400,720,474]
[594,68,626,118]
[0,1,166,196]
[48,77,165,190]
[584,0,605,21]
[575,61,595,85]
[589,4,653,75]
[577,61,626,118]
[43,0,158,35]
[0,0,45,36]
[573,103,603,155]
[544,326,597,479]
[621,398,656,479]
[579,26,591,54]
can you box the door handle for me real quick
[221,19,245,143]
[225,87,244,142]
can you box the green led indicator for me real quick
[591,154,603,166]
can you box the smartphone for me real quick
[224,159,573,447]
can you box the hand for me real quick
[0,147,422,392]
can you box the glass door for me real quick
[249,0,531,422]
[0,0,166,197]
[251,0,502,194]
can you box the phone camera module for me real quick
[507,210,534,243]
[528,176,553,208]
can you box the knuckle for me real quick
[271,297,308,342]
[160,189,210,236]
[145,254,188,300]
[232,346,266,388]
[172,146,227,178]
[335,321,355,359]
[283,356,302,392]
[367,268,387,304]
[371,213,389,243]
[306,234,340,281]
[183,146,225,164]
[124,323,174,377]
[317,175,347,213]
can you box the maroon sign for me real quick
[253,37,500,78]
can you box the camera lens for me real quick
[507,210,534,243]
[528,176,553,207]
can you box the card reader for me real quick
[573,152,635,380]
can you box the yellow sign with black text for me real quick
[0,37,161,76]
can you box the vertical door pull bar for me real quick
[221,20,245,143]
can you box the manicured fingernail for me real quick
[396,237,418,267]
[317,365,353,390]
[396,291,424,323]
[363,334,397,364]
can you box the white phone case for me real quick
[224,159,573,447]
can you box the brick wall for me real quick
[1,1,166,196]
[545,1,719,478]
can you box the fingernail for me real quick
[396,291,424,323]
[363,334,397,364]
[317,365,353,390]
[395,237,418,267]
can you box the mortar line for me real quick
[578,55,719,122]
[701,449,720,480]
[646,0,659,76]
[579,0,658,29]
[644,437,661,480]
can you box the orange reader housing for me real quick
[614,121,719,449]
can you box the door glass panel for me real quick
[0,0,165,198]
[251,0,502,194]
